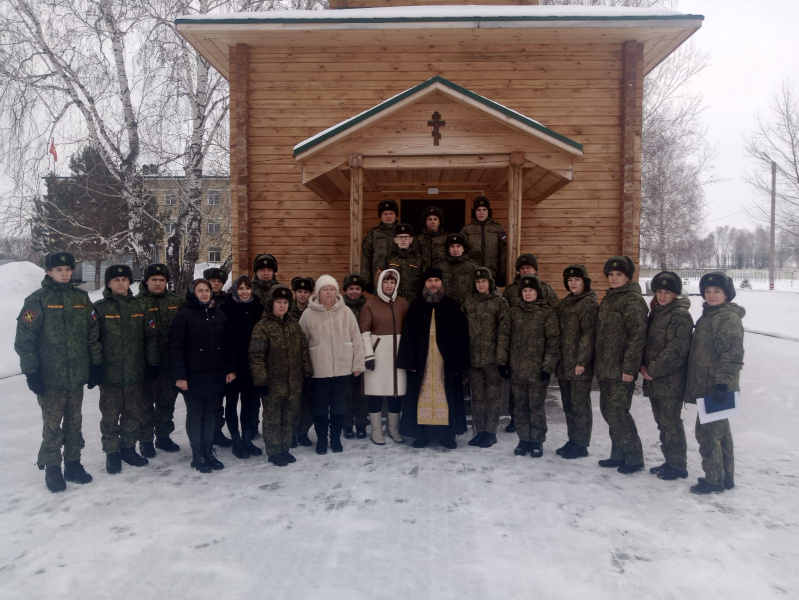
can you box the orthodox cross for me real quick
[428,111,445,146]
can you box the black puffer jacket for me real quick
[221,287,264,388]
[169,282,234,387]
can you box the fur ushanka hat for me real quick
[562,264,592,292]
[44,251,76,271]
[651,271,683,295]
[603,255,635,279]
[699,272,736,302]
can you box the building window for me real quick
[165,222,176,235]
[207,190,221,206]
[207,222,221,235]
[208,247,222,262]
[165,191,177,206]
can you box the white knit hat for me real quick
[314,274,339,294]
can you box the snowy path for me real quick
[1,328,797,599]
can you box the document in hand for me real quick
[697,391,740,424]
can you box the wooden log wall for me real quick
[236,41,642,294]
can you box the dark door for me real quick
[400,198,467,235]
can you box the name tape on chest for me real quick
[46,304,64,309]
[130,313,144,318]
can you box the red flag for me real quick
[49,139,57,162]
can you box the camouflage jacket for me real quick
[14,276,101,389]
[385,248,422,302]
[417,229,448,273]
[252,276,281,305]
[249,311,313,398]
[438,254,478,308]
[361,222,397,284]
[555,290,599,380]
[463,290,510,367]
[289,304,308,323]
[498,298,560,383]
[135,287,184,367]
[642,297,693,399]
[461,219,507,285]
[93,288,159,386]
[595,281,649,380]
[504,276,560,310]
[343,295,367,323]
[683,302,745,403]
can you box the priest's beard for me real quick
[423,288,444,303]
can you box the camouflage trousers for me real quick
[294,379,314,437]
[511,381,549,442]
[262,393,301,456]
[138,374,178,443]
[695,415,734,486]
[598,379,644,466]
[558,379,593,448]
[344,374,368,429]
[99,384,144,453]
[37,387,85,467]
[470,367,503,434]
[649,396,687,470]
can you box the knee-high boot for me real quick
[313,415,329,455]
[329,414,344,453]
[386,412,404,444]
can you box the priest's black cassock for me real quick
[397,294,470,441]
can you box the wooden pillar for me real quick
[620,40,643,268]
[349,154,364,274]
[507,151,525,285]
[230,44,250,278]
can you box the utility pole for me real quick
[769,160,776,291]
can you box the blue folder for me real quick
[703,391,736,414]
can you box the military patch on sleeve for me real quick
[91,310,97,321]
[22,309,38,323]
[501,235,508,242]
[148,319,156,329]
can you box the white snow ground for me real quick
[1,268,798,599]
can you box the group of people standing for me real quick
[16,196,744,497]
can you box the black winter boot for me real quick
[649,462,668,474]
[562,444,588,459]
[155,436,180,453]
[313,416,329,455]
[598,458,624,469]
[690,478,724,494]
[63,460,93,484]
[505,418,516,433]
[241,430,263,456]
[230,430,249,460]
[213,429,233,447]
[556,441,575,456]
[282,451,297,464]
[617,462,644,475]
[343,425,355,439]
[45,465,66,492]
[297,433,313,447]
[355,425,367,439]
[657,465,688,480]
[106,451,122,474]
[329,415,344,453]
[514,441,530,456]
[120,447,149,467]
[204,445,225,470]
[412,439,428,448]
[268,453,288,467]
[190,445,212,473]
[479,433,497,448]
[440,438,457,450]
[291,436,298,448]
[529,441,543,458]
[139,441,156,459]
[468,432,485,447]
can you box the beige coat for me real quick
[299,293,365,378]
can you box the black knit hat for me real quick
[203,267,228,283]
[423,267,444,282]
[518,274,541,296]
[342,272,367,291]
[515,254,539,272]
[144,263,170,282]
[445,233,466,249]
[421,206,444,226]
[562,264,592,292]
[253,253,278,273]
[44,251,76,271]
[394,223,413,237]
[271,286,293,302]
[377,200,399,218]
[699,272,736,302]
[651,271,683,295]
[471,196,492,220]
[291,276,314,292]
[105,264,133,286]
[603,255,635,279]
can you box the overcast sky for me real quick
[677,0,798,232]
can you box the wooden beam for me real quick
[349,154,364,274]
[507,151,525,285]
[230,44,249,278]
[620,40,643,267]
[362,154,511,170]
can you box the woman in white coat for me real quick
[360,269,410,445]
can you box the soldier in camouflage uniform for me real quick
[249,286,313,467]
[498,275,560,457]
[203,267,229,310]
[361,200,400,295]
[289,275,314,322]
[288,276,316,446]
[641,272,693,481]
[461,196,507,287]
[15,252,102,492]
[595,256,648,474]
[438,233,478,309]
[555,264,599,460]
[385,223,422,302]
[464,267,510,448]
[417,206,448,273]
[684,272,744,494]
[135,264,184,457]
[94,265,160,474]
[252,253,281,306]
[342,273,368,439]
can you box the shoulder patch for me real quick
[148,319,156,329]
[91,310,97,321]
[22,309,38,323]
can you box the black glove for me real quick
[539,371,551,382]
[497,365,510,380]
[257,385,270,397]
[87,364,102,389]
[713,383,728,404]
[364,282,375,295]
[26,373,47,396]
[145,365,160,380]
[365,358,375,371]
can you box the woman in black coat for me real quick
[169,279,235,473]
[221,275,264,459]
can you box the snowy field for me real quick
[1,264,798,599]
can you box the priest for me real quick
[397,268,470,448]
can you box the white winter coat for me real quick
[299,293,366,378]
